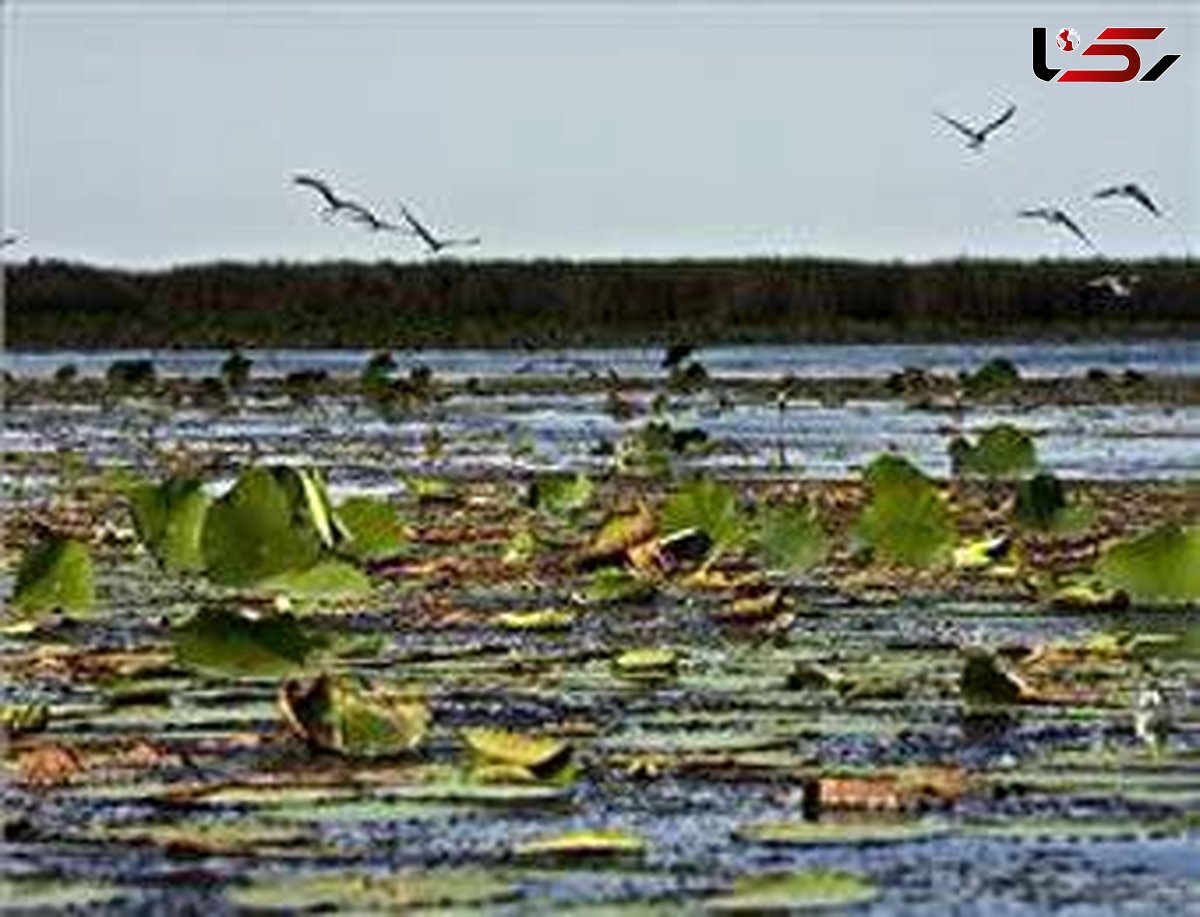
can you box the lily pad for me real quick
[257,558,372,600]
[229,869,518,911]
[12,535,95,616]
[462,728,573,777]
[1096,524,1200,604]
[660,478,745,561]
[515,827,646,859]
[756,502,828,573]
[495,608,577,631]
[949,424,1037,479]
[614,648,680,678]
[335,496,408,562]
[528,472,594,516]
[0,878,123,910]
[279,674,429,759]
[127,477,211,572]
[853,455,954,567]
[200,466,324,587]
[707,869,878,912]
[172,606,315,678]
[736,818,946,846]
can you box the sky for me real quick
[2,1,1196,266]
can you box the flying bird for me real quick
[293,173,366,221]
[1087,273,1140,298]
[934,102,1016,150]
[1093,182,1161,218]
[1018,207,1098,252]
[341,201,408,234]
[0,235,17,248]
[396,202,481,254]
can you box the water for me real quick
[5,339,1199,380]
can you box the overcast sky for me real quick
[3,2,1196,266]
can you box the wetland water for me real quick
[2,342,1198,914]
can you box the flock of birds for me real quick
[292,175,480,255]
[934,101,1171,299]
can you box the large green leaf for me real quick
[257,558,372,600]
[756,501,828,573]
[280,673,429,758]
[1096,524,1200,604]
[660,477,745,561]
[949,424,1037,479]
[707,869,878,912]
[528,472,594,516]
[853,455,954,567]
[12,536,95,615]
[172,606,315,678]
[335,496,407,562]
[128,478,211,572]
[200,467,324,586]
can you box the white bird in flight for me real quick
[1087,274,1139,298]
[1018,207,1098,253]
[1093,182,1162,218]
[935,102,1016,150]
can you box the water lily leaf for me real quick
[229,869,518,912]
[614,647,679,679]
[853,454,954,567]
[736,818,946,846]
[0,879,123,910]
[495,608,576,631]
[13,536,95,616]
[172,606,315,678]
[963,357,1020,397]
[1047,583,1129,612]
[660,478,745,561]
[461,728,572,777]
[515,827,646,859]
[256,558,372,600]
[280,674,429,758]
[707,869,878,912]
[583,567,657,604]
[949,424,1037,479]
[579,503,657,567]
[334,496,407,562]
[756,502,828,573]
[127,477,211,572]
[201,466,324,586]
[1096,524,1200,604]
[99,820,313,856]
[528,471,594,516]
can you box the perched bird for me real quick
[935,102,1016,150]
[1094,182,1161,218]
[396,202,481,254]
[1018,207,1098,252]
[1087,273,1140,298]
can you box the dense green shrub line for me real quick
[6,256,1197,347]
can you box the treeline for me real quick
[5,256,1197,348]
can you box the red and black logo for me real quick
[1033,27,1180,82]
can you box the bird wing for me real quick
[294,174,342,208]
[934,111,979,140]
[1092,185,1123,200]
[980,103,1016,136]
[1054,211,1096,250]
[397,203,439,249]
[1017,208,1052,220]
[1125,183,1161,216]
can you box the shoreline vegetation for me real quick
[5,256,1197,348]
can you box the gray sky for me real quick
[3,2,1196,266]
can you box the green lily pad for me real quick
[736,818,946,846]
[280,673,429,759]
[1096,524,1200,604]
[335,496,408,562]
[0,878,123,910]
[614,648,680,678]
[707,869,878,912]
[229,869,518,911]
[529,472,594,516]
[461,728,572,777]
[661,477,745,561]
[515,827,646,859]
[949,424,1037,479]
[172,606,315,678]
[853,455,954,568]
[257,558,372,600]
[128,477,211,572]
[756,502,828,573]
[1014,472,1094,533]
[200,466,325,587]
[584,567,657,604]
[495,608,576,631]
[12,535,95,616]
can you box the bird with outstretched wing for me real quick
[1093,182,1161,218]
[1018,207,1098,252]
